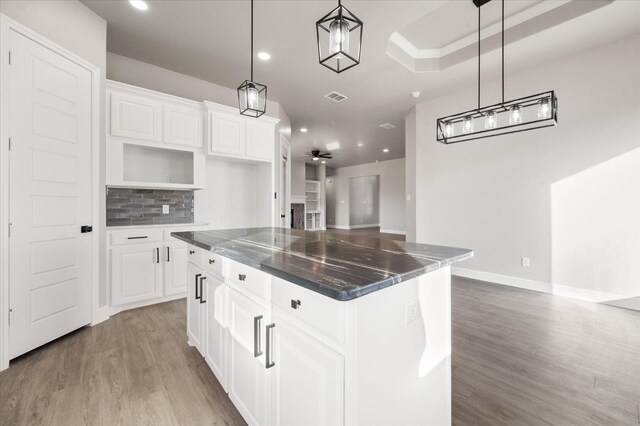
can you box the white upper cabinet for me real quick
[110,91,162,143]
[163,103,202,148]
[209,112,246,156]
[205,102,278,162]
[246,120,275,161]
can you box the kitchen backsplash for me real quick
[106,188,194,226]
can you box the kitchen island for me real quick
[172,227,472,426]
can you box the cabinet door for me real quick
[163,103,202,148]
[227,288,269,426]
[245,120,274,161]
[164,242,189,296]
[209,111,246,156]
[205,276,227,390]
[110,245,163,306]
[187,262,205,354]
[270,316,344,426]
[110,91,162,142]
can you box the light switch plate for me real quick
[163,205,170,215]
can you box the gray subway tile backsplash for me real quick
[106,188,194,226]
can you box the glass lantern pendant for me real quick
[509,105,523,125]
[463,116,474,134]
[538,97,551,119]
[237,0,267,118]
[484,110,497,129]
[316,0,363,73]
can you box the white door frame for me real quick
[279,135,291,228]
[0,14,101,371]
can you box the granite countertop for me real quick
[171,227,473,301]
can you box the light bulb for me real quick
[462,116,473,134]
[538,98,551,119]
[247,84,259,110]
[444,121,454,137]
[312,157,319,161]
[484,110,497,129]
[510,105,523,125]
[329,17,350,57]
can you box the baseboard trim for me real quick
[326,225,350,230]
[349,224,380,229]
[380,228,406,235]
[91,305,110,326]
[451,267,634,307]
[109,293,186,316]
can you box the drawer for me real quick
[203,252,223,278]
[272,277,345,345]
[187,245,203,265]
[227,259,270,303]
[110,229,163,245]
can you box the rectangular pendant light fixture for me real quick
[437,90,558,144]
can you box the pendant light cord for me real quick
[250,0,254,81]
[477,3,481,111]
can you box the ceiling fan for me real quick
[303,149,333,162]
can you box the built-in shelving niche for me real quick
[123,143,194,186]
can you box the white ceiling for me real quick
[82,0,640,168]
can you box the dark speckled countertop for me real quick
[171,227,473,301]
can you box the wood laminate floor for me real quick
[1,273,639,425]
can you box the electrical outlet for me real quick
[521,257,530,267]
[404,301,420,325]
[163,205,170,215]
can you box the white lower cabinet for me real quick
[270,313,344,426]
[110,244,163,306]
[163,241,189,296]
[204,274,227,390]
[187,262,206,355]
[227,288,270,426]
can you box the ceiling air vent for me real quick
[379,123,396,130]
[324,91,348,103]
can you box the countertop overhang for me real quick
[171,227,473,301]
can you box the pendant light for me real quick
[436,0,558,144]
[237,0,267,118]
[316,0,363,73]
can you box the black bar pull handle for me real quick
[253,315,263,357]
[166,246,170,262]
[156,247,160,264]
[199,277,207,304]
[195,273,201,300]
[128,236,148,240]
[265,323,275,369]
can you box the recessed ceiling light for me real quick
[379,123,396,130]
[129,0,148,11]
[411,91,421,98]
[300,128,308,133]
[383,148,389,153]
[321,160,326,164]
[357,143,364,147]
[257,52,271,61]
[375,160,380,163]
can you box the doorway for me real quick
[348,175,380,229]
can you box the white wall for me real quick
[291,160,306,197]
[326,158,406,234]
[406,34,640,303]
[1,0,108,307]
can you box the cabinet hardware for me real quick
[166,246,170,262]
[128,236,147,240]
[253,315,263,357]
[156,247,160,263]
[81,225,93,233]
[195,274,202,300]
[290,299,301,309]
[189,250,195,254]
[265,323,275,369]
[199,277,207,304]
[209,259,215,265]
[238,274,247,282]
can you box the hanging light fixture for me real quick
[316,0,363,73]
[237,0,267,117]
[436,0,557,144]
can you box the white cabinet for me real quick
[110,91,162,143]
[187,262,206,355]
[205,102,278,162]
[163,103,202,148]
[110,244,163,306]
[209,111,246,156]
[270,314,344,426]
[205,274,228,390]
[227,287,269,426]
[246,120,275,161]
[163,241,189,296]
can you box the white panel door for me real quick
[163,241,188,296]
[208,112,245,156]
[205,275,227,390]
[8,30,93,359]
[270,315,344,426]
[163,103,202,148]
[110,245,163,306]
[245,120,274,161]
[110,91,162,143]
[227,288,268,426]
[187,262,205,354]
